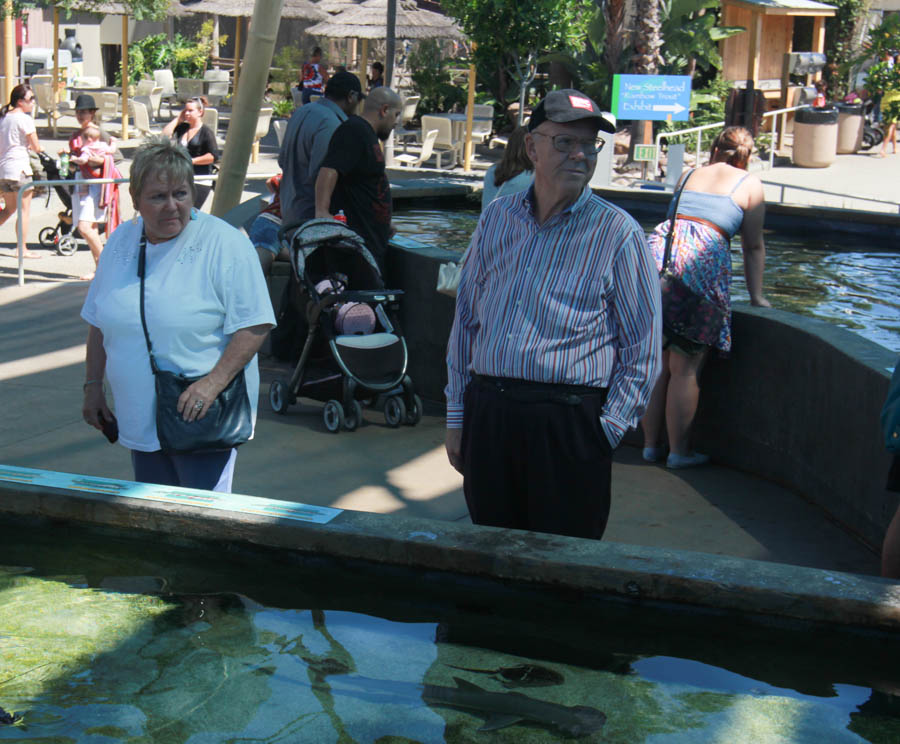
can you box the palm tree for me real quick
[633,0,664,75]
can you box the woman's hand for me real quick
[177,376,226,422]
[83,384,114,431]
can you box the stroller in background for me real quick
[268,218,422,433]
[36,151,107,256]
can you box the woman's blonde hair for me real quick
[129,136,195,204]
[710,126,754,169]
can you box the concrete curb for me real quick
[2,473,899,633]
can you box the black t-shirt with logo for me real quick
[320,115,391,270]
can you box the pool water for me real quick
[392,209,900,353]
[1,521,898,743]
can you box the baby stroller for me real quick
[268,218,422,433]
[36,151,107,256]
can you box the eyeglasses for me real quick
[532,132,606,156]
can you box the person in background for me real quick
[641,126,770,469]
[481,126,533,209]
[81,137,275,493]
[300,47,330,105]
[0,84,42,258]
[252,172,284,278]
[66,94,120,280]
[279,71,365,231]
[368,61,384,91]
[314,87,403,272]
[71,124,115,185]
[445,89,661,541]
[812,79,827,108]
[162,96,218,209]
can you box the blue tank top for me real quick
[667,171,751,239]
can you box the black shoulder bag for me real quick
[138,230,253,454]
[659,169,727,347]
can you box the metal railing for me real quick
[11,172,276,286]
[651,105,807,181]
[760,180,900,213]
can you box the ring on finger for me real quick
[193,400,204,411]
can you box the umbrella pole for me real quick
[233,17,242,95]
[52,6,59,137]
[359,38,368,86]
[121,14,129,141]
[2,2,13,105]
[463,50,476,172]
[212,0,284,217]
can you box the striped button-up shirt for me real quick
[445,185,661,447]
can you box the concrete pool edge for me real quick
[2,474,899,633]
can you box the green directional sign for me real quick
[633,144,657,162]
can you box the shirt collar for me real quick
[520,184,592,223]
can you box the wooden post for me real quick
[811,16,826,83]
[233,16,242,95]
[121,14,129,141]
[2,2,13,127]
[744,10,763,130]
[359,38,368,82]
[52,7,60,136]
[463,51,476,172]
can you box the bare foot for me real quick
[78,272,95,281]
[21,250,42,259]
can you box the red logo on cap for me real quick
[569,95,593,111]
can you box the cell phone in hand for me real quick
[100,414,118,444]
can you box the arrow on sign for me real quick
[652,102,687,115]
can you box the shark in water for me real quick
[423,676,606,738]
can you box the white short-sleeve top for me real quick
[0,110,36,181]
[81,210,277,452]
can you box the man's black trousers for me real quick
[461,376,613,540]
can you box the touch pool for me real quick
[1,472,899,743]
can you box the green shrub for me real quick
[407,40,467,115]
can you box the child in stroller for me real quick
[36,150,107,256]
[268,218,422,432]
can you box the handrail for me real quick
[13,172,278,286]
[651,104,807,180]
[759,180,900,213]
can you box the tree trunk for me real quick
[602,0,627,73]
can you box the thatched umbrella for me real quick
[183,0,327,94]
[316,0,360,13]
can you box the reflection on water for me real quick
[2,531,899,743]
[392,209,900,353]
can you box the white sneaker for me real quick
[666,452,710,469]
[642,446,664,463]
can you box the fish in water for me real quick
[447,663,564,688]
[423,677,605,738]
[0,707,22,725]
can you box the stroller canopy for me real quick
[289,219,383,289]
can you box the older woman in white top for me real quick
[81,137,275,492]
[0,84,43,258]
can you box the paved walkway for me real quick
[0,112,887,578]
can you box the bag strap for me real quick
[662,168,695,272]
[137,229,160,376]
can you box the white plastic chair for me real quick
[176,77,205,103]
[273,118,288,147]
[394,94,420,147]
[291,87,304,108]
[96,91,119,121]
[32,80,61,135]
[251,107,273,163]
[153,69,177,117]
[420,115,461,168]
[129,99,162,139]
[203,69,230,107]
[394,129,439,169]
[466,103,493,145]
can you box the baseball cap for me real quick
[325,71,365,99]
[74,94,97,111]
[528,89,616,134]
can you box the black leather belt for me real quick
[474,375,607,406]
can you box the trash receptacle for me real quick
[836,102,864,153]
[792,106,839,168]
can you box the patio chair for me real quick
[202,107,223,147]
[203,69,230,107]
[394,94,420,147]
[96,91,119,122]
[129,99,162,139]
[153,69,177,118]
[273,118,288,147]
[466,103,493,145]
[290,87,303,108]
[420,115,461,168]
[176,77,205,103]
[394,129,439,169]
[32,77,67,136]
[251,107,273,163]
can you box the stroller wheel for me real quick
[344,400,362,431]
[57,235,78,256]
[384,396,406,428]
[39,226,58,248]
[323,399,345,433]
[269,378,291,415]
[405,394,423,426]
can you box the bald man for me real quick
[315,87,403,271]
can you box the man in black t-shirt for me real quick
[314,87,403,271]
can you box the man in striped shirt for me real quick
[445,89,662,540]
